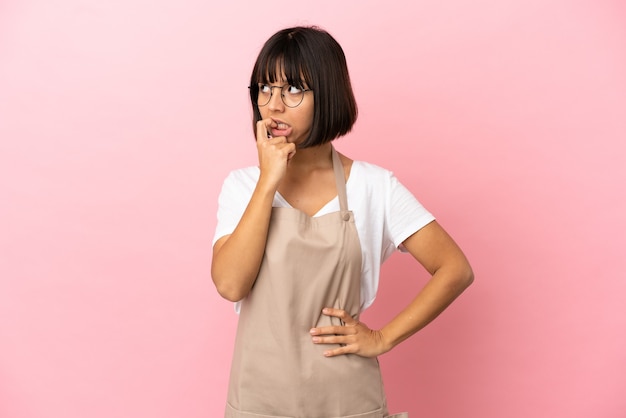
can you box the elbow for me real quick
[211,268,251,302]
[458,263,474,291]
[442,261,474,295]
[213,278,249,302]
[217,287,246,302]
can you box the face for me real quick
[258,76,314,146]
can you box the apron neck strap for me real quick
[331,146,349,212]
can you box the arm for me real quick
[210,182,274,302]
[211,119,296,302]
[310,220,474,357]
[378,220,474,350]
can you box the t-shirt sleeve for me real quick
[212,170,253,247]
[385,172,435,251]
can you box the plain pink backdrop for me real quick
[1,1,625,417]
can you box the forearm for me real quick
[211,181,276,301]
[379,262,474,352]
[310,262,473,359]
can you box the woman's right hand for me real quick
[256,118,296,190]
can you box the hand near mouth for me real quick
[256,118,297,190]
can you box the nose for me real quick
[267,86,285,111]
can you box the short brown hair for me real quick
[249,26,358,148]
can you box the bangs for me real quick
[253,45,312,89]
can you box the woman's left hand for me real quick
[310,308,389,358]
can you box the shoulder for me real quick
[336,150,392,182]
[223,165,259,182]
[348,160,396,191]
[217,166,259,203]
[348,160,431,217]
[351,160,393,176]
[220,166,259,189]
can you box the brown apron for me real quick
[225,147,407,418]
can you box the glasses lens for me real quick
[282,85,304,108]
[256,84,271,107]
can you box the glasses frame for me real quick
[249,83,313,108]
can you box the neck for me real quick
[288,142,333,171]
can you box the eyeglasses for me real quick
[250,83,312,108]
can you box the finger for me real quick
[255,118,276,142]
[265,136,288,146]
[255,119,267,142]
[310,325,355,336]
[286,144,296,160]
[311,334,354,345]
[321,307,359,326]
[323,345,354,357]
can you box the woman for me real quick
[211,26,474,418]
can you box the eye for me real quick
[259,83,271,93]
[285,85,303,95]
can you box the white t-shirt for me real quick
[212,160,435,312]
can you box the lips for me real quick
[270,118,292,137]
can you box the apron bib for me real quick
[225,147,407,418]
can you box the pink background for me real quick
[1,1,625,417]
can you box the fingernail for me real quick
[309,328,316,334]
[312,337,320,343]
